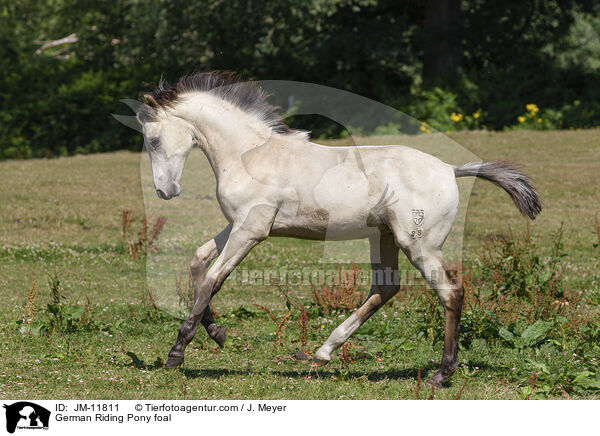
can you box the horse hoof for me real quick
[208,324,226,348]
[425,371,449,388]
[165,355,184,368]
[310,357,330,367]
[425,377,442,389]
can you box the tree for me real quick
[422,0,462,82]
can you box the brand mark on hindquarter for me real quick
[412,209,424,226]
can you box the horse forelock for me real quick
[140,71,308,139]
[153,77,178,107]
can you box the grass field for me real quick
[1,130,599,400]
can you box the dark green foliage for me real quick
[231,305,258,320]
[498,319,555,350]
[575,318,600,355]
[3,1,600,158]
[459,303,502,347]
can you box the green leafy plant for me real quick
[478,225,567,301]
[408,87,462,132]
[522,359,600,398]
[231,305,258,320]
[498,320,555,350]
[507,103,563,131]
[413,287,445,344]
[575,318,600,355]
[15,273,99,335]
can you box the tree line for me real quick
[1,0,599,158]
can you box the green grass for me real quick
[1,130,599,399]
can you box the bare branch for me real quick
[35,33,78,55]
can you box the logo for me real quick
[3,402,50,433]
[412,209,424,226]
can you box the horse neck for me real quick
[175,94,273,179]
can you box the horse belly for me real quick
[270,209,377,241]
[269,225,378,241]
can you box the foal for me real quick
[136,72,541,387]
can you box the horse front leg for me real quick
[190,225,231,347]
[165,206,275,368]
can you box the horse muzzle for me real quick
[156,183,181,200]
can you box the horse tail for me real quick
[453,162,542,220]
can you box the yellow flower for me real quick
[449,112,463,122]
[472,111,480,119]
[526,103,539,114]
[419,124,432,134]
[518,116,526,123]
[537,118,542,123]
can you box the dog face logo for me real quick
[412,209,424,226]
[3,402,50,433]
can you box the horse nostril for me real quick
[156,189,167,199]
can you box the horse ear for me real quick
[136,104,156,125]
[141,93,159,108]
[136,111,147,126]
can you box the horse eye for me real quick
[148,137,160,149]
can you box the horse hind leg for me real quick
[312,232,400,365]
[402,244,464,387]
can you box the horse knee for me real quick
[190,257,203,277]
[191,244,216,277]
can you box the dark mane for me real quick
[140,71,308,139]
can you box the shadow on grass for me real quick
[125,351,495,388]
[125,351,165,370]
[181,362,445,384]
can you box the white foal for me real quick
[136,71,541,387]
